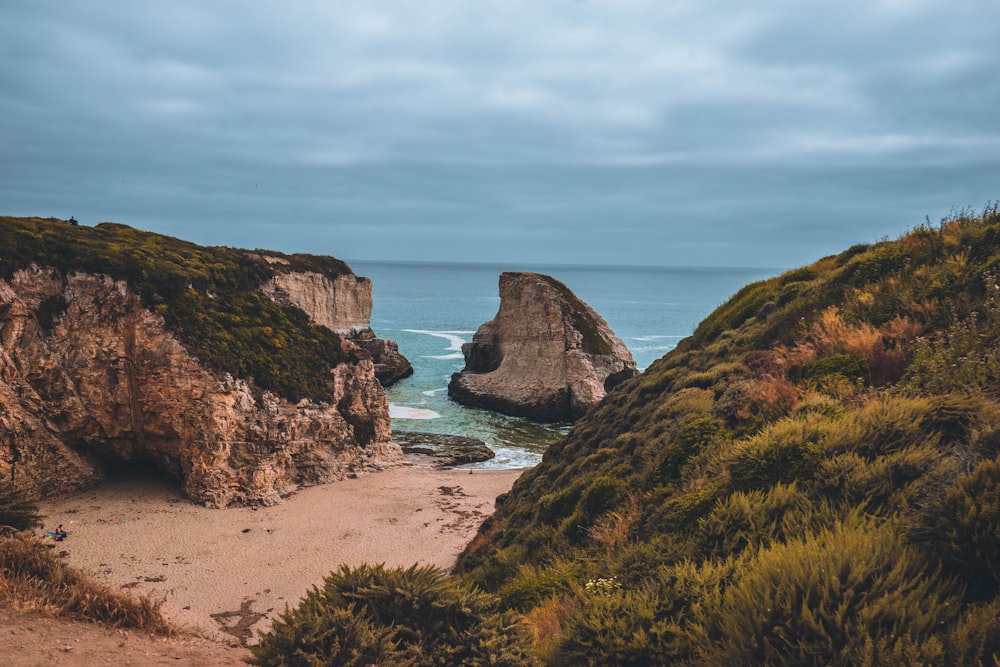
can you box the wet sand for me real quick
[36,464,522,643]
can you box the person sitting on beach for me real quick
[54,524,67,540]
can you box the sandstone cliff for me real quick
[261,268,413,385]
[0,217,409,507]
[0,266,399,507]
[448,272,637,421]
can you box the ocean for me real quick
[350,261,781,468]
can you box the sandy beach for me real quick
[34,462,523,644]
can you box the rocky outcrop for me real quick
[261,268,413,385]
[393,431,495,468]
[448,272,638,422]
[0,266,400,508]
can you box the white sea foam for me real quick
[389,404,441,420]
[402,329,473,353]
[421,387,448,397]
[630,334,684,342]
[429,353,464,360]
[467,445,542,470]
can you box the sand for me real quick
[34,462,523,644]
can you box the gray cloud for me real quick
[1,0,998,268]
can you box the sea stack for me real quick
[448,272,637,421]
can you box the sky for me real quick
[1,1,998,269]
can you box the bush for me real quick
[498,563,578,612]
[694,482,820,558]
[550,586,675,667]
[919,455,1000,601]
[251,564,537,667]
[703,520,961,666]
[727,418,823,492]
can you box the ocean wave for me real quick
[467,446,542,470]
[402,329,473,353]
[389,404,441,420]
[421,387,448,397]
[629,334,684,342]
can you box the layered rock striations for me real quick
[0,218,404,507]
[261,267,413,386]
[448,272,637,421]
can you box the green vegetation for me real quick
[249,564,537,666]
[446,204,1000,664]
[37,207,1000,663]
[0,216,353,402]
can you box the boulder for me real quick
[448,272,637,421]
[393,431,495,468]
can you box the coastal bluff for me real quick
[448,272,637,421]
[261,265,412,385]
[0,217,404,508]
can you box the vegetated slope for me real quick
[456,206,1000,665]
[0,216,351,402]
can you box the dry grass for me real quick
[523,592,583,661]
[588,494,643,550]
[0,533,172,634]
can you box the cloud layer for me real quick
[2,0,998,267]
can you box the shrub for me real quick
[918,455,1000,601]
[550,586,677,667]
[727,418,823,492]
[945,598,1000,665]
[789,352,868,386]
[251,563,537,667]
[703,520,962,666]
[498,562,578,612]
[694,482,821,558]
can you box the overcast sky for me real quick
[2,1,998,269]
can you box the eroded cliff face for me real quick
[448,272,637,421]
[0,266,399,507]
[262,268,413,385]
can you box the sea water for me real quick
[350,261,780,468]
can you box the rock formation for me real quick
[0,263,401,508]
[448,272,637,421]
[261,267,413,385]
[393,431,495,468]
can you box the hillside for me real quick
[448,206,1000,665]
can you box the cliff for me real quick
[0,217,402,507]
[261,268,413,385]
[448,272,637,421]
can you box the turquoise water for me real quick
[350,261,780,468]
